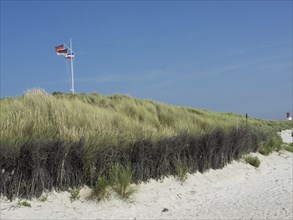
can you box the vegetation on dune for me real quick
[0,89,291,200]
[283,143,293,153]
[17,200,31,207]
[174,160,190,183]
[108,163,136,200]
[70,187,81,202]
[258,135,283,155]
[243,155,261,168]
[92,176,111,202]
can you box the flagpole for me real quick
[70,38,75,94]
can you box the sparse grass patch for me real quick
[92,176,111,202]
[174,161,190,183]
[70,188,80,202]
[283,143,293,153]
[17,200,31,207]
[109,164,136,200]
[39,194,48,202]
[243,155,261,168]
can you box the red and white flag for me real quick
[55,45,65,52]
[55,44,74,59]
[57,49,68,56]
[65,53,74,59]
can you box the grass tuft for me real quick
[109,164,136,200]
[283,143,293,153]
[174,161,190,183]
[92,176,111,202]
[17,200,31,207]
[258,134,283,155]
[39,194,48,202]
[70,188,80,202]
[243,155,261,168]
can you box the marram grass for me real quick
[1,89,289,151]
[0,89,290,199]
[243,155,261,168]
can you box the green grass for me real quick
[258,134,283,155]
[174,161,190,183]
[109,164,136,200]
[0,89,291,199]
[243,155,261,168]
[92,164,136,201]
[17,200,31,207]
[1,89,290,154]
[39,194,48,202]
[70,188,80,202]
[283,143,293,153]
[92,176,111,202]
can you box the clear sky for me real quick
[1,0,292,120]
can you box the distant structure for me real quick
[286,112,292,120]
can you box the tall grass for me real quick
[284,143,293,153]
[174,160,190,183]
[108,164,136,199]
[0,89,290,199]
[258,134,283,155]
[92,176,111,202]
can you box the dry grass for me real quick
[0,89,290,199]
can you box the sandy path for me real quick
[1,129,292,219]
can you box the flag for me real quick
[57,49,68,56]
[55,45,64,52]
[66,53,74,59]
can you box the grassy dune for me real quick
[0,89,291,199]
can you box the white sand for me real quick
[278,129,293,144]
[1,129,292,220]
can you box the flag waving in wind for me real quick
[55,44,74,58]
[55,45,64,52]
[57,49,68,56]
[54,39,75,94]
[66,52,74,59]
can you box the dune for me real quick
[1,129,292,220]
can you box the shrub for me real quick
[174,161,190,183]
[92,176,111,202]
[70,188,80,202]
[243,155,261,168]
[109,164,136,199]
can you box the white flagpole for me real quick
[70,38,75,94]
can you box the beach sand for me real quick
[1,129,292,219]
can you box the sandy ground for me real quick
[278,129,292,144]
[1,129,292,220]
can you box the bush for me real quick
[109,164,136,199]
[243,155,261,168]
[92,176,111,202]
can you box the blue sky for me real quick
[1,0,292,120]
